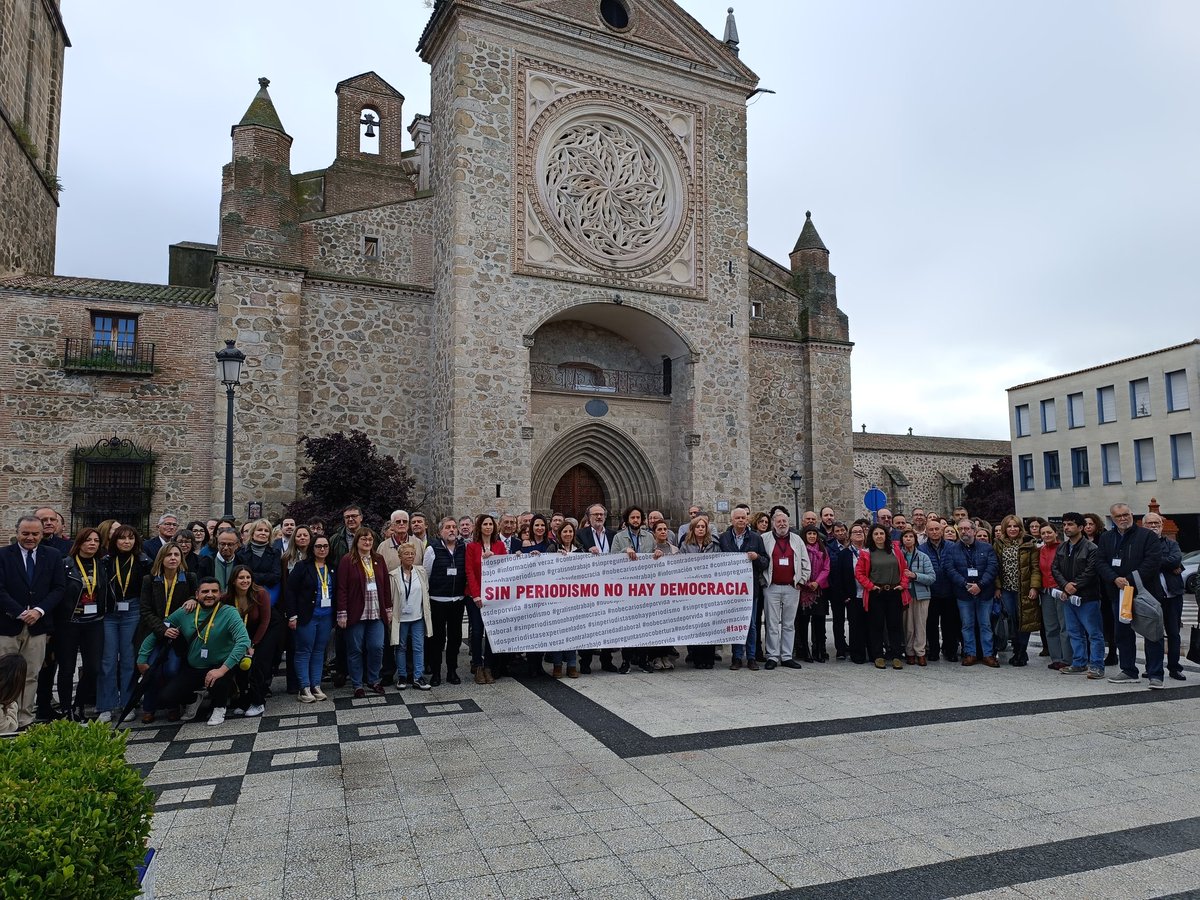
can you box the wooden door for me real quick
[551,464,606,521]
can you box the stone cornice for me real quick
[303,274,434,302]
[750,335,854,353]
[214,258,307,278]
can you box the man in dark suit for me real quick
[34,507,72,554]
[576,503,618,674]
[142,512,180,560]
[0,515,66,728]
[717,504,767,670]
[1095,503,1165,688]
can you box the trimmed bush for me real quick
[0,721,155,899]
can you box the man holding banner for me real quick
[718,504,767,671]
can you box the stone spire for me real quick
[237,77,287,134]
[789,211,829,272]
[723,8,740,54]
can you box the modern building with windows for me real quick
[1007,340,1199,548]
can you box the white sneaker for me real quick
[311,685,328,701]
[182,690,208,721]
[206,706,226,727]
[121,708,138,723]
[244,704,265,718]
[298,689,315,704]
[96,711,112,724]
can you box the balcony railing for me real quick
[530,363,667,398]
[64,338,156,376]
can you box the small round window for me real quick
[600,0,630,30]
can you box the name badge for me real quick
[1111,558,1122,567]
[83,603,98,616]
[967,568,979,578]
[778,558,790,566]
[319,592,331,608]
[446,567,458,576]
[199,648,209,660]
[117,601,130,612]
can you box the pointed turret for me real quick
[237,77,287,133]
[218,77,301,266]
[789,210,829,272]
[723,8,740,54]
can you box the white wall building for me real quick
[1007,339,1199,548]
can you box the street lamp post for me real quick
[789,470,804,527]
[216,339,246,518]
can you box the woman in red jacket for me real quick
[855,524,911,669]
[466,514,507,685]
[335,527,392,698]
[222,565,273,717]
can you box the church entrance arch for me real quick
[550,464,606,521]
[531,422,661,522]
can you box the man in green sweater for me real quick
[137,576,250,727]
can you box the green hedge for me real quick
[0,721,155,899]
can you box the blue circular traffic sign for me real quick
[864,488,887,511]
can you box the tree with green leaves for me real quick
[285,430,415,533]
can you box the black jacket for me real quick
[285,559,336,626]
[716,528,768,588]
[1051,537,1099,601]
[235,543,282,590]
[63,554,111,622]
[1095,525,1164,602]
[577,526,616,553]
[0,543,65,637]
[1157,536,1184,598]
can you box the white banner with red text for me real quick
[479,550,754,652]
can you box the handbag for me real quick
[1130,573,1165,643]
[1187,624,1200,666]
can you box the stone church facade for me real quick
[0,0,856,530]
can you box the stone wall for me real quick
[0,123,56,275]
[529,321,657,374]
[748,337,810,516]
[214,262,304,518]
[853,446,1008,519]
[0,0,65,172]
[304,197,434,288]
[295,279,435,507]
[0,287,217,528]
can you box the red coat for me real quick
[465,539,507,599]
[335,553,392,626]
[854,543,912,610]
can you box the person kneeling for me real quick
[136,577,251,727]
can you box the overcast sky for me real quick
[54,1,1199,439]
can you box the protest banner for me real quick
[480,550,754,652]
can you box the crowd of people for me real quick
[0,497,1190,733]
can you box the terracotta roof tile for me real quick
[0,274,215,308]
[854,431,1010,457]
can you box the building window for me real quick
[1166,369,1190,412]
[1043,451,1061,489]
[1101,442,1121,484]
[1097,385,1116,424]
[1040,399,1056,433]
[1068,392,1084,428]
[1015,404,1030,437]
[1172,433,1196,479]
[91,313,138,354]
[1071,446,1090,487]
[1129,378,1150,418]
[70,437,155,536]
[750,301,763,319]
[600,0,631,30]
[1018,454,1034,491]
[1134,437,1156,482]
[363,236,379,258]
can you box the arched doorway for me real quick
[531,421,662,518]
[550,464,606,521]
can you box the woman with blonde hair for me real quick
[993,514,1041,666]
[136,543,197,722]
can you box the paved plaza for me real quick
[129,630,1200,900]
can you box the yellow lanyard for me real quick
[194,602,221,644]
[164,577,178,616]
[75,556,97,597]
[115,556,132,596]
[361,556,374,581]
[317,564,330,596]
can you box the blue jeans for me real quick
[1113,597,1164,680]
[999,589,1030,653]
[346,618,384,688]
[293,614,333,690]
[394,619,425,681]
[1064,599,1105,671]
[957,596,993,657]
[548,649,578,666]
[142,641,183,714]
[98,602,139,713]
[731,595,760,660]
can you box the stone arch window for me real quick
[359,106,380,154]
